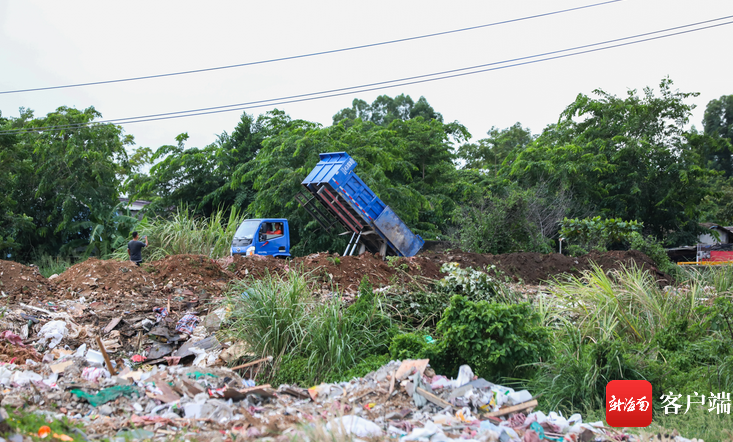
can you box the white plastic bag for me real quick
[327,416,383,438]
[38,320,67,349]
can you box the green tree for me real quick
[458,122,534,171]
[503,79,714,245]
[3,106,133,260]
[135,113,265,216]
[702,95,733,177]
[0,111,34,257]
[332,94,442,127]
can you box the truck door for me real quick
[255,221,287,256]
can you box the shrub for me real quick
[389,332,430,360]
[628,232,676,275]
[438,262,517,301]
[224,273,396,385]
[432,295,551,380]
[560,216,642,252]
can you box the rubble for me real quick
[0,336,701,442]
[0,250,686,440]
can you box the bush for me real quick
[560,216,642,252]
[389,332,430,360]
[628,231,676,275]
[438,263,507,301]
[450,185,554,255]
[431,295,550,380]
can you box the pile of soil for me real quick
[232,249,670,289]
[54,257,152,295]
[231,252,444,292]
[418,250,670,285]
[0,260,52,300]
[149,254,233,298]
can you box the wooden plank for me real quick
[239,384,275,397]
[415,387,451,408]
[96,336,117,376]
[484,399,538,417]
[102,317,123,334]
[230,356,273,371]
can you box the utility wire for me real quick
[0,0,622,95]
[1,15,731,135]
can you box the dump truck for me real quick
[295,152,424,257]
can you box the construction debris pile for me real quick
[0,315,702,442]
[0,252,688,441]
[0,351,702,442]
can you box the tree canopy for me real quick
[2,85,731,263]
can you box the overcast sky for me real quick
[1,0,732,152]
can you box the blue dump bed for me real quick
[299,152,424,257]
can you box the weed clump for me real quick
[223,273,395,385]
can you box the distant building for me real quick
[697,223,733,244]
[118,197,150,219]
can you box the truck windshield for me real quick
[234,220,260,239]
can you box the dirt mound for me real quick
[230,255,289,279]
[415,249,670,285]
[149,254,233,298]
[0,260,52,300]
[55,257,152,294]
[231,252,443,292]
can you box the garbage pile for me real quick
[0,330,702,442]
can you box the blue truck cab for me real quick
[231,218,291,258]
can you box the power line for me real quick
[0,0,622,95]
[1,15,731,135]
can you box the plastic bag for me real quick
[71,385,140,406]
[38,320,67,349]
[327,416,383,438]
[454,364,474,387]
[82,367,110,383]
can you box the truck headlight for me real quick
[246,246,255,256]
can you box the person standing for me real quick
[127,231,148,266]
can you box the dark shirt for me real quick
[128,240,146,263]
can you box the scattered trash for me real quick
[327,415,383,438]
[71,385,141,406]
[38,425,51,438]
[0,330,25,346]
[38,320,68,349]
[175,314,200,335]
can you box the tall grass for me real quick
[111,206,248,261]
[676,264,733,296]
[551,263,701,344]
[33,253,74,278]
[225,269,314,360]
[223,271,395,384]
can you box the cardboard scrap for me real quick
[395,359,429,380]
[172,335,221,359]
[50,360,74,374]
[415,387,451,409]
